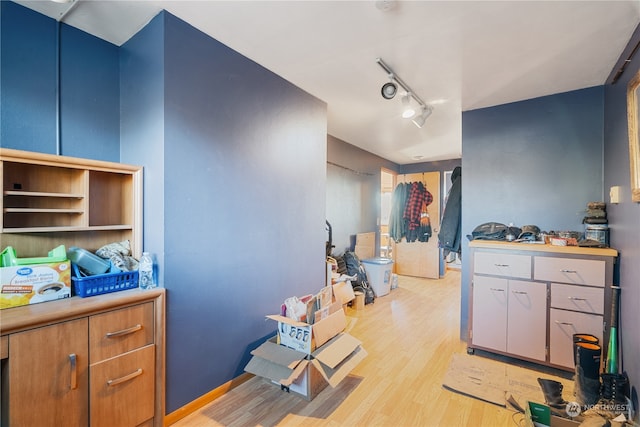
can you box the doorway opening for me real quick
[380,168,396,259]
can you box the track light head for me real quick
[381,82,398,99]
[401,94,415,119]
[412,106,433,128]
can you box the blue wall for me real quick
[326,135,397,255]
[461,87,606,338]
[603,30,640,400]
[3,3,328,414]
[0,1,120,160]
[120,12,328,412]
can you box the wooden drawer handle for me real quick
[568,297,587,301]
[69,353,77,390]
[107,368,143,387]
[560,269,577,273]
[106,324,142,338]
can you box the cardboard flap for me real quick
[314,300,342,323]
[312,307,346,349]
[266,314,307,327]
[245,355,309,387]
[250,339,306,369]
[311,345,368,387]
[245,340,309,387]
[332,281,355,304]
[312,332,361,368]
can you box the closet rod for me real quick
[327,161,374,176]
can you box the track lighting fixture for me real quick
[381,80,398,99]
[376,57,432,126]
[412,106,433,128]
[401,93,415,119]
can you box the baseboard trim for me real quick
[164,372,254,426]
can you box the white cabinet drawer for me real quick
[551,284,604,314]
[474,252,531,279]
[549,308,603,368]
[534,257,605,286]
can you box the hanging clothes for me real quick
[439,166,462,256]
[389,180,433,243]
[389,182,409,242]
[404,181,433,242]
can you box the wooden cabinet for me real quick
[0,148,142,258]
[0,289,165,427]
[468,241,617,371]
[0,149,158,425]
[8,318,90,427]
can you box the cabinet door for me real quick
[90,344,155,427]
[550,308,603,368]
[9,318,89,427]
[471,275,508,351]
[507,280,547,361]
[394,172,440,279]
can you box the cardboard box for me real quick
[525,402,582,427]
[355,232,376,260]
[267,302,346,354]
[332,280,355,305]
[1,261,72,309]
[244,333,367,401]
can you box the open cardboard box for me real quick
[266,301,347,354]
[526,401,582,427]
[245,296,367,401]
[244,332,367,401]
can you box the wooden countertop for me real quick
[0,287,166,336]
[469,240,618,257]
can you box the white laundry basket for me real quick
[361,257,393,297]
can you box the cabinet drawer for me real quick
[90,344,155,427]
[551,283,604,314]
[549,308,603,369]
[90,302,154,363]
[534,257,605,286]
[474,252,531,279]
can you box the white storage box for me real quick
[361,257,393,297]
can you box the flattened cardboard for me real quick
[244,338,308,387]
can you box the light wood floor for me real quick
[171,270,522,427]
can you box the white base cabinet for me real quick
[469,241,617,371]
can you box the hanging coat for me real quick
[439,166,461,255]
[389,182,408,242]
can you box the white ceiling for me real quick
[16,0,640,164]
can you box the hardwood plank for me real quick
[170,271,516,427]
